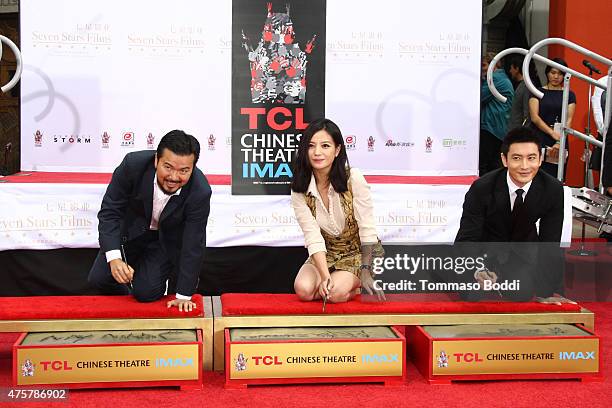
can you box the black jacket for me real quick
[455,168,565,297]
[97,150,212,295]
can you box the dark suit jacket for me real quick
[97,150,212,296]
[455,168,564,297]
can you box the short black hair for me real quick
[545,57,568,76]
[509,55,524,74]
[156,130,200,164]
[291,118,349,193]
[501,127,542,157]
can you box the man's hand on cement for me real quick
[167,298,197,312]
[536,296,577,305]
[109,259,134,284]
[474,269,497,289]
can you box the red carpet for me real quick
[0,302,609,408]
[221,293,582,316]
[0,295,204,319]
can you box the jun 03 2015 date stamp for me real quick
[0,388,69,402]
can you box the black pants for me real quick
[479,129,502,176]
[88,231,176,302]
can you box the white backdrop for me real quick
[0,182,470,250]
[20,0,481,176]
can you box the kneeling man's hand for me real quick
[535,296,577,305]
[474,269,497,289]
[167,298,197,312]
[109,259,134,284]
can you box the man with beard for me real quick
[88,130,211,311]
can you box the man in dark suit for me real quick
[455,127,574,304]
[88,130,212,311]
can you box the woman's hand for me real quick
[318,276,333,299]
[551,130,562,141]
[360,270,386,301]
[547,144,560,161]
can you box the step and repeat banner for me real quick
[0,182,470,250]
[20,0,481,179]
[14,0,482,248]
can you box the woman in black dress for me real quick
[528,57,576,178]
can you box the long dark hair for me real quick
[291,118,349,193]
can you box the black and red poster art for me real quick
[232,0,326,195]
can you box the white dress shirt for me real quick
[291,168,379,256]
[507,171,532,211]
[591,76,608,135]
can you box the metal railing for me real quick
[0,34,23,94]
[487,38,611,192]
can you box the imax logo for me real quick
[361,354,399,363]
[155,358,194,367]
[559,351,595,360]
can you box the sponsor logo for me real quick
[252,355,283,366]
[344,135,357,151]
[101,131,111,148]
[361,354,399,363]
[437,350,449,368]
[234,353,248,371]
[208,134,216,151]
[367,136,376,152]
[442,138,467,148]
[121,132,135,147]
[452,352,483,363]
[425,136,433,153]
[53,135,92,144]
[34,130,43,147]
[155,357,194,367]
[40,360,73,371]
[559,351,595,360]
[385,139,414,148]
[21,359,35,377]
[146,132,155,149]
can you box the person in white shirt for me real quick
[591,75,608,137]
[290,118,383,303]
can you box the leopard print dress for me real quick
[303,187,362,277]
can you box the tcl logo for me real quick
[252,356,282,366]
[40,360,73,371]
[453,353,483,363]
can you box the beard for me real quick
[157,178,180,195]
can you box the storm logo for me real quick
[241,2,316,104]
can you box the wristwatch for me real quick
[359,264,375,278]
